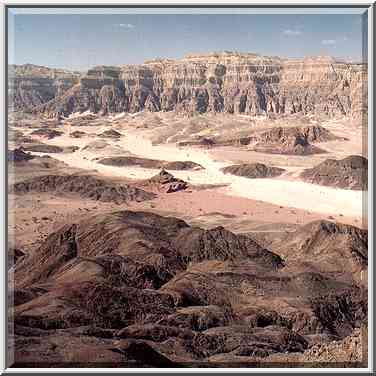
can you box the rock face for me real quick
[221,163,285,178]
[8,64,80,111]
[13,52,365,119]
[300,156,368,190]
[8,247,25,268]
[147,169,189,193]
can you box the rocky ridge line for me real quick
[8,52,366,119]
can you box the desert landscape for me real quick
[8,51,368,367]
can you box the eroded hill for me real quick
[10,210,367,366]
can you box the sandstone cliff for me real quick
[9,52,367,119]
[8,64,80,111]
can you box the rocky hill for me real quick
[11,174,156,204]
[98,156,203,171]
[300,156,368,190]
[9,52,366,119]
[10,211,367,366]
[221,163,285,178]
[259,219,368,278]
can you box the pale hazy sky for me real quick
[8,8,367,70]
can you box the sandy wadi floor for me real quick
[14,112,366,222]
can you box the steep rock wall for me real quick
[13,52,366,119]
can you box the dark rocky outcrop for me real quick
[253,140,326,155]
[98,156,203,171]
[12,211,284,330]
[8,148,34,163]
[30,128,63,139]
[221,163,285,178]
[98,129,122,139]
[10,211,368,366]
[250,126,333,155]
[173,226,284,268]
[13,210,281,289]
[21,143,62,154]
[146,169,189,193]
[11,288,46,307]
[157,305,234,331]
[109,339,179,367]
[11,174,155,204]
[21,143,78,154]
[200,325,309,358]
[254,219,368,277]
[8,247,25,268]
[252,125,342,144]
[69,130,87,138]
[310,288,367,338]
[116,324,196,342]
[300,155,368,190]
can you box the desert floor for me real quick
[7,111,368,367]
[9,112,367,253]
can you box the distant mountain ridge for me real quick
[8,51,367,119]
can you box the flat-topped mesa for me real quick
[183,51,265,61]
[18,51,366,119]
[143,58,176,66]
[8,63,81,79]
[277,57,367,117]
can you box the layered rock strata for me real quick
[9,52,365,119]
